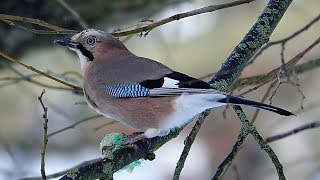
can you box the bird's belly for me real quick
[158,93,225,131]
[95,96,176,131]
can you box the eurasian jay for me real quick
[55,29,294,139]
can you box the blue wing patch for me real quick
[105,84,150,98]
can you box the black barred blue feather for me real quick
[105,84,150,97]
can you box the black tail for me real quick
[218,96,295,116]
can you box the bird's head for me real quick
[55,29,128,69]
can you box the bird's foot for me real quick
[120,132,146,147]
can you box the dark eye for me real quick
[85,36,97,46]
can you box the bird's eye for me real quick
[85,36,97,46]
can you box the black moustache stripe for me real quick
[76,44,94,61]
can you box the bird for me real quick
[54,29,294,139]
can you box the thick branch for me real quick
[209,0,293,179]
[210,0,293,91]
[60,128,183,179]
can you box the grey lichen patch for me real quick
[66,173,77,180]
[259,142,270,151]
[210,79,232,92]
[256,18,271,37]
[235,110,247,122]
[269,7,280,15]
[264,7,277,15]
[100,132,128,159]
[67,168,79,174]
[246,41,258,50]
[231,51,242,59]
[102,162,114,176]
[238,43,247,50]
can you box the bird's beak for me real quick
[54,37,78,49]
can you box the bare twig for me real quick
[0,52,82,93]
[0,69,73,91]
[112,0,255,37]
[213,119,249,180]
[238,39,319,123]
[237,36,320,95]
[173,110,210,180]
[38,90,48,180]
[265,121,320,143]
[48,115,102,137]
[250,80,278,123]
[93,120,118,132]
[55,0,88,29]
[232,165,241,180]
[249,13,320,64]
[0,14,77,34]
[21,158,101,180]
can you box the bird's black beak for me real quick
[54,37,78,49]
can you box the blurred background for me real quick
[1,0,320,179]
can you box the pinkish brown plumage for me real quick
[55,29,294,138]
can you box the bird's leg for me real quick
[120,131,146,146]
[120,128,163,146]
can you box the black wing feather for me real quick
[166,71,210,89]
[139,71,210,89]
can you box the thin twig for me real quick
[0,14,77,34]
[237,36,320,95]
[265,121,320,143]
[213,121,249,180]
[48,115,102,137]
[112,0,255,37]
[93,120,118,132]
[55,0,88,29]
[0,52,82,93]
[173,110,210,180]
[232,165,241,180]
[250,80,278,123]
[0,71,73,91]
[21,158,101,180]
[38,90,48,180]
[249,13,320,64]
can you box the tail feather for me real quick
[218,96,295,116]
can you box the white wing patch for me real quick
[162,77,180,88]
